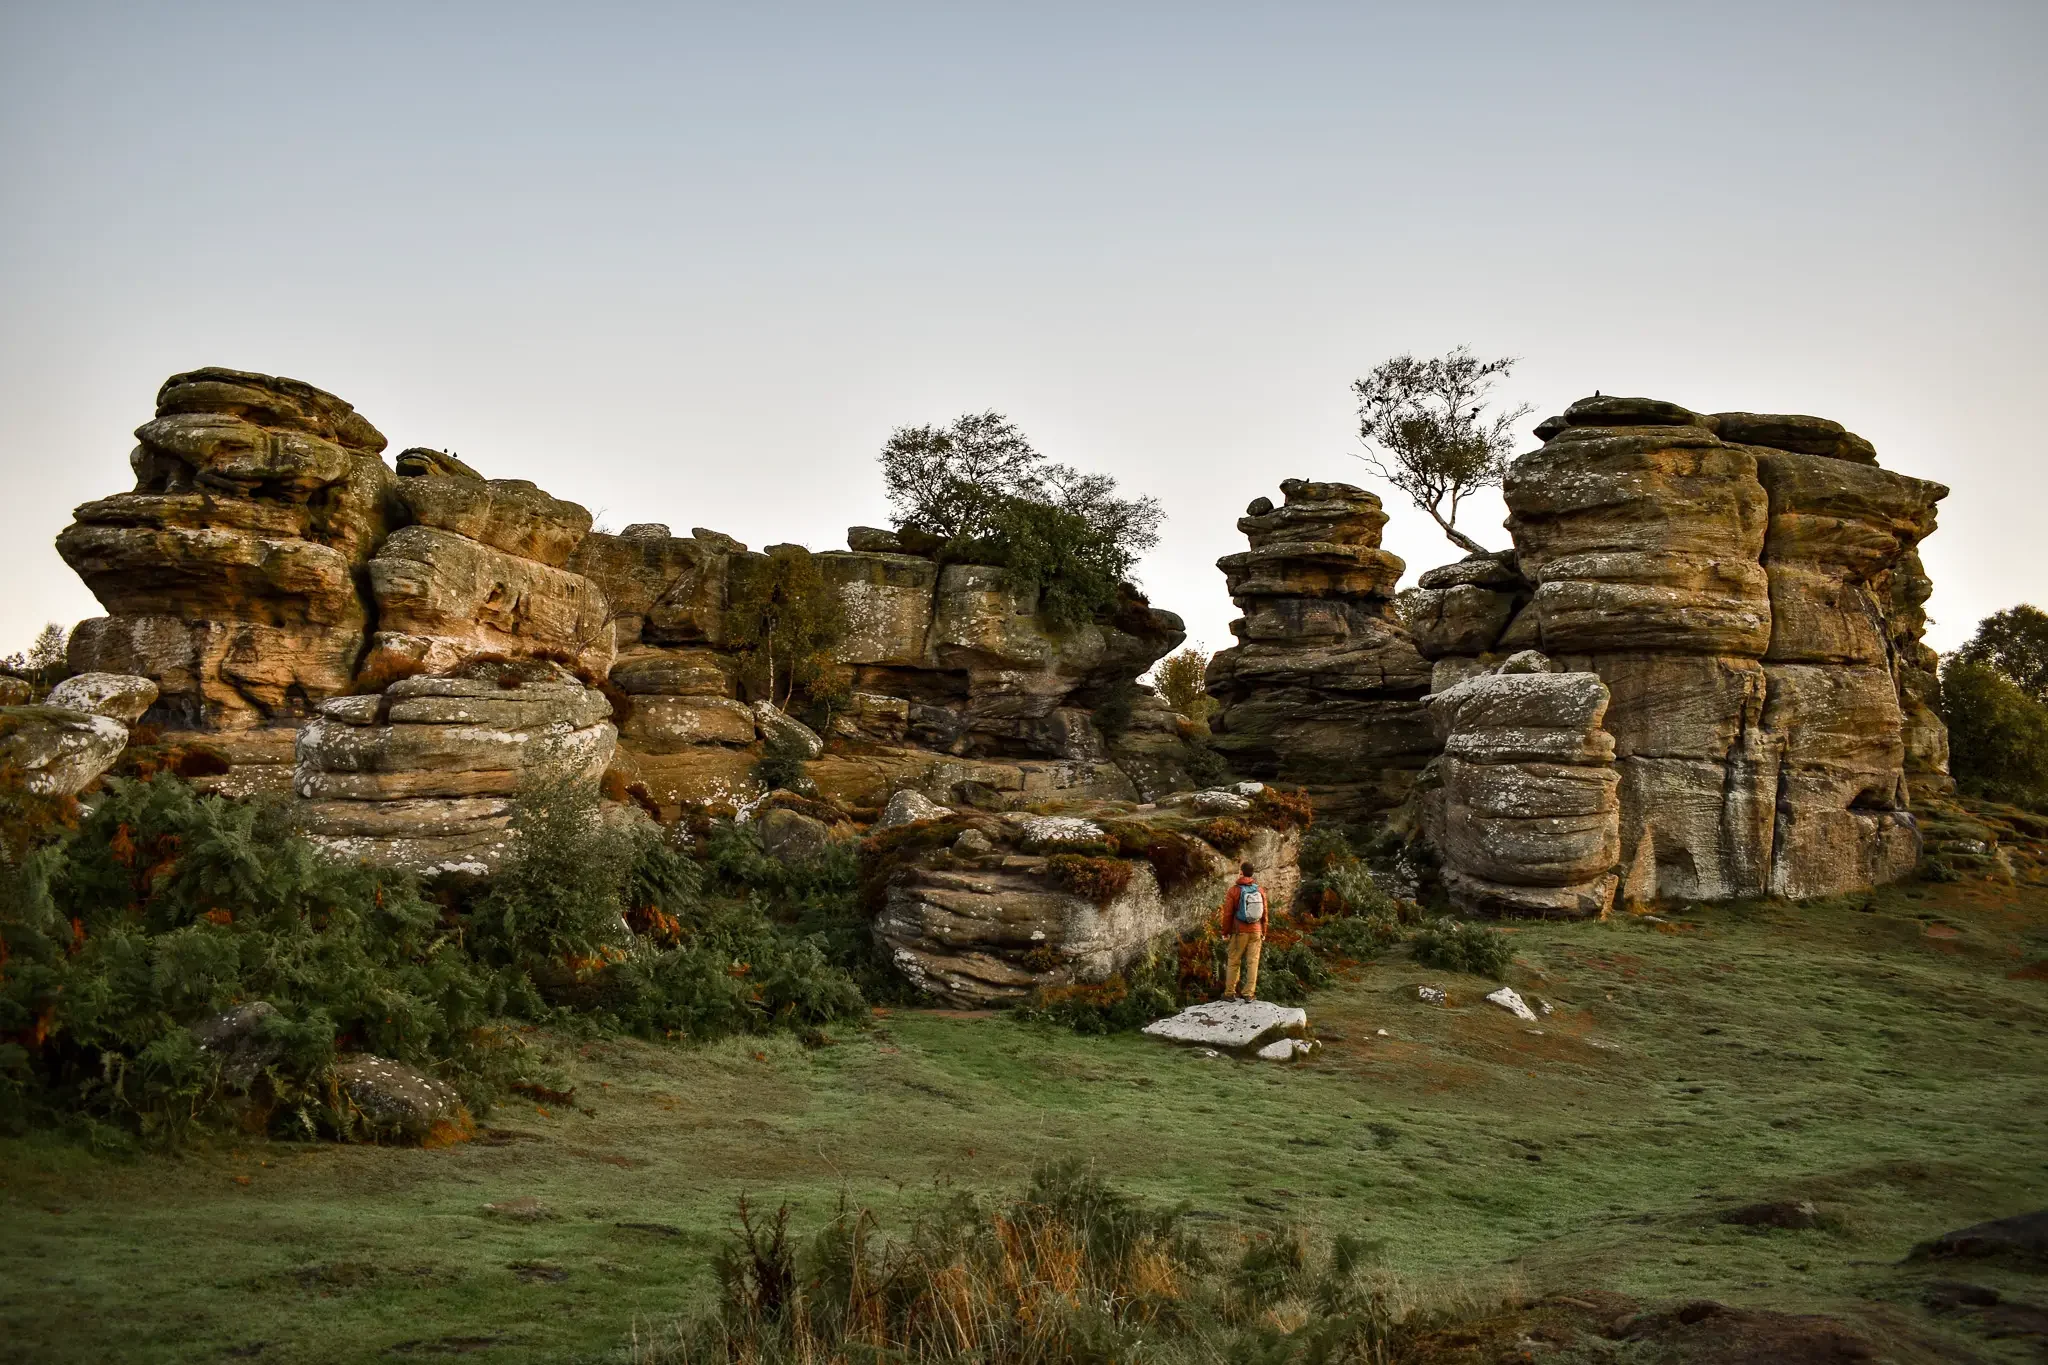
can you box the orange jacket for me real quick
[1220,876,1264,938]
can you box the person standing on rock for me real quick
[1220,862,1267,1001]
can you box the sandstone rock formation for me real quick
[1425,658,1622,918]
[569,528,1187,813]
[58,368,398,729]
[360,449,612,685]
[293,658,615,873]
[869,798,1300,1007]
[1401,396,1947,906]
[1204,481,1434,819]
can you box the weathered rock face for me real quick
[1205,481,1434,819]
[293,658,615,872]
[1411,397,1945,906]
[360,453,612,684]
[568,526,1187,811]
[46,369,1215,849]
[1424,660,1622,918]
[0,704,133,795]
[58,368,397,729]
[869,800,1301,1007]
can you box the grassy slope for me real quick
[3,875,2044,1364]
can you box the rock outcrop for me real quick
[58,368,397,730]
[1204,482,1435,819]
[53,370,1190,852]
[360,449,612,685]
[1424,656,1623,918]
[293,658,615,873]
[570,529,1187,813]
[868,797,1300,1007]
[1399,397,1946,907]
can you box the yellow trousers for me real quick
[1224,935,1263,999]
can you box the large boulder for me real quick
[44,672,158,724]
[362,525,613,683]
[869,802,1300,1007]
[294,658,615,872]
[57,368,396,729]
[1424,665,1620,917]
[0,705,131,795]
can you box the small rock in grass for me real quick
[1418,986,1446,1005]
[1375,1027,1390,1037]
[335,1054,473,1144]
[1256,1037,1319,1062]
[1486,986,1538,1021]
[1909,1209,2048,1264]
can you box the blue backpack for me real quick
[1234,881,1266,924]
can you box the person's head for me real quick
[1240,861,1255,877]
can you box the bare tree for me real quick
[1351,348,1532,556]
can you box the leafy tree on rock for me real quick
[1152,646,1214,724]
[878,412,1163,632]
[1351,348,1532,555]
[723,546,846,713]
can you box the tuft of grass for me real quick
[633,1163,1451,1364]
[1411,918,1514,980]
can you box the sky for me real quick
[2,1,2042,662]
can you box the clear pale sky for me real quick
[3,2,2041,662]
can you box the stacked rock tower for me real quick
[1398,396,1946,909]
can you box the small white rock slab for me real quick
[1486,986,1538,1021]
[1417,986,1446,1005]
[1255,1037,1319,1062]
[1143,999,1307,1052]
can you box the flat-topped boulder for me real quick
[1142,999,1308,1052]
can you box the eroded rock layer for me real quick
[1404,396,1947,905]
[56,369,1197,864]
[58,368,397,729]
[294,658,615,873]
[1204,481,1435,820]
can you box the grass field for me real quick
[4,872,2045,1363]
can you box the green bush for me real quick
[0,775,520,1144]
[1411,918,1513,980]
[752,728,816,794]
[1941,658,2048,808]
[723,545,846,711]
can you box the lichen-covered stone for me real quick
[0,705,131,795]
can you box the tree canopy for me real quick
[1351,348,1532,555]
[1953,604,2048,703]
[878,412,1162,632]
